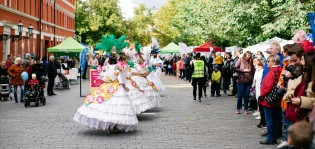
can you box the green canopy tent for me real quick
[47,37,85,57]
[160,42,180,54]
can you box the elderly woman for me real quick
[259,55,282,145]
[7,57,24,103]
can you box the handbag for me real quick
[265,71,281,104]
[285,82,308,122]
[249,86,256,100]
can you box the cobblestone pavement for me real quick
[0,75,276,149]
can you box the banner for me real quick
[90,69,104,93]
[80,47,88,74]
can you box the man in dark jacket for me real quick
[31,57,46,97]
[184,54,192,81]
[229,49,242,96]
[207,55,213,80]
[47,56,57,96]
[32,57,46,81]
[221,52,234,95]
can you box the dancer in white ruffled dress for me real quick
[73,54,138,133]
[131,58,161,108]
[118,53,153,114]
[147,54,165,91]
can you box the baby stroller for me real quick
[54,72,70,90]
[0,76,12,101]
[24,76,46,107]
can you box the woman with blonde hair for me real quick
[7,57,24,103]
[259,55,282,145]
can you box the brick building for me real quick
[0,0,75,61]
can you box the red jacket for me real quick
[172,62,177,70]
[260,66,282,108]
[6,59,12,68]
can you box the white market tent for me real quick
[243,37,293,54]
[225,46,242,52]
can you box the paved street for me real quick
[0,75,276,149]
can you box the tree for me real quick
[125,4,153,46]
[75,0,126,46]
[153,0,182,47]
[224,0,315,46]
[172,0,233,47]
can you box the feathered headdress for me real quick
[134,41,142,56]
[151,37,160,54]
[95,34,130,54]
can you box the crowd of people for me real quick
[2,31,315,148]
[167,30,314,149]
[0,54,81,103]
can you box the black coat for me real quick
[47,61,57,78]
[31,63,46,81]
[0,67,8,77]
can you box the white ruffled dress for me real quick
[124,66,153,114]
[147,58,165,91]
[73,65,138,132]
[131,63,161,108]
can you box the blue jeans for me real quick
[264,107,282,142]
[236,82,251,110]
[185,67,190,80]
[13,85,24,102]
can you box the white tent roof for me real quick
[243,37,293,53]
[225,46,241,52]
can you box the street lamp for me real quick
[17,20,23,35]
[0,20,33,41]
[28,24,33,37]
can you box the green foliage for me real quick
[157,0,314,47]
[75,0,315,49]
[153,0,182,47]
[75,0,126,46]
[125,4,153,46]
[225,0,315,46]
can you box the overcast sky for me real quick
[119,0,167,19]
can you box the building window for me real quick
[4,0,8,6]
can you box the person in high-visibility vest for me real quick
[190,53,206,102]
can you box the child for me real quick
[28,73,39,90]
[211,65,221,97]
[285,121,313,149]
